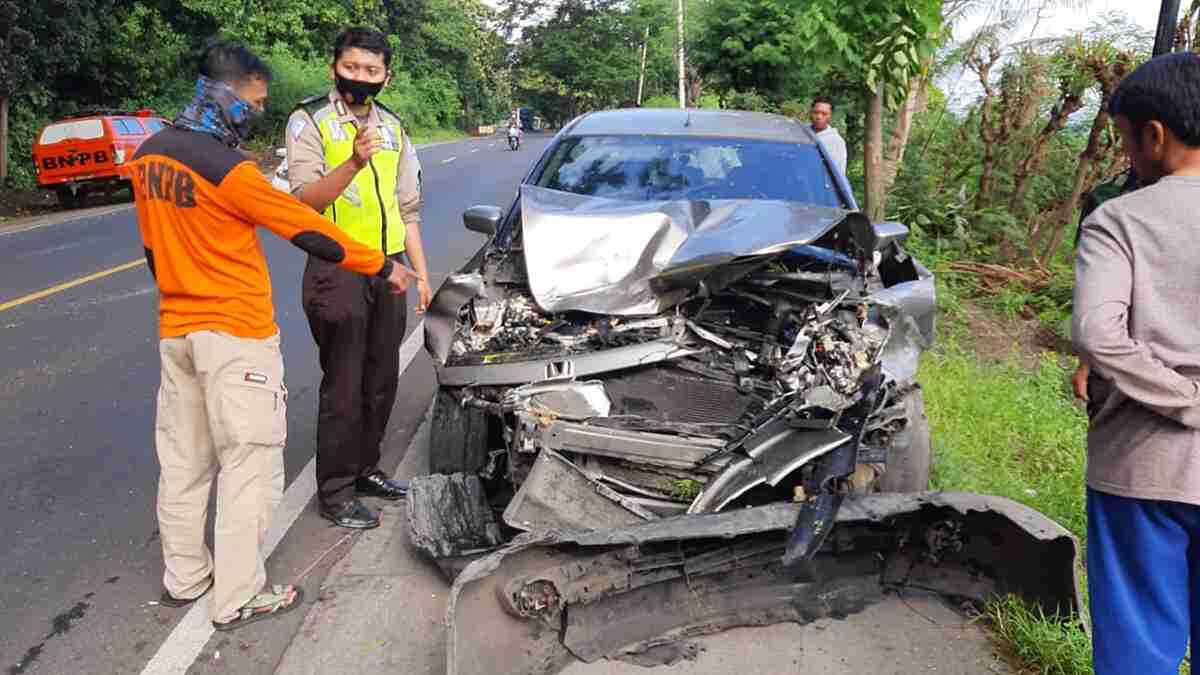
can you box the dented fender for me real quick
[426,272,485,365]
[444,492,1081,675]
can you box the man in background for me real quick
[809,96,847,176]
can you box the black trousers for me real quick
[302,255,407,508]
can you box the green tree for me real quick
[692,0,943,219]
[0,0,34,181]
[692,0,794,95]
[3,0,125,184]
[87,3,191,101]
[515,0,646,121]
[179,0,375,57]
[789,0,943,221]
[417,0,508,126]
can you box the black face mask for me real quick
[336,74,385,105]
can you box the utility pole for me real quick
[637,26,649,106]
[1154,0,1182,56]
[676,0,685,109]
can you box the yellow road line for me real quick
[0,259,146,312]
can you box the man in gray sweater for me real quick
[1073,52,1200,675]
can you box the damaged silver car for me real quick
[408,109,1081,674]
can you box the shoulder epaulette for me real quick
[296,95,328,117]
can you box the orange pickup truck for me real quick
[33,109,170,208]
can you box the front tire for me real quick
[428,387,493,475]
[878,388,932,493]
[54,186,80,209]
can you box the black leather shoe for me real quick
[355,471,408,500]
[319,499,380,529]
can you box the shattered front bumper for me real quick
[442,492,1081,675]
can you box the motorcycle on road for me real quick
[507,127,521,151]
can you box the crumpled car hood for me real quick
[520,185,870,315]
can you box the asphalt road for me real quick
[0,132,552,675]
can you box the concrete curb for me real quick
[274,399,440,675]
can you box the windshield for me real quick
[39,120,104,145]
[536,135,841,207]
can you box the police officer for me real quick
[285,27,431,529]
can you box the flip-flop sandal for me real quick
[212,584,303,632]
[160,577,213,608]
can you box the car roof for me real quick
[48,111,166,123]
[563,108,818,144]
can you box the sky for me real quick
[1007,1,1160,40]
[940,1,1165,110]
[951,1,1160,42]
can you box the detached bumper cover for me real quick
[443,491,1081,675]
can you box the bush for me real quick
[375,71,461,131]
[723,90,773,112]
[115,77,194,123]
[262,46,332,139]
[779,99,807,119]
[6,97,53,189]
[642,93,678,108]
[260,47,468,142]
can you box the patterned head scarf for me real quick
[173,75,261,147]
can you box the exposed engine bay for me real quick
[442,247,899,514]
[417,188,936,561]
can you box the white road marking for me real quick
[0,204,135,238]
[140,320,427,675]
[65,285,155,311]
[442,157,456,164]
[471,149,479,153]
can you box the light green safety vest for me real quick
[300,97,406,254]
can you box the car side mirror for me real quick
[873,221,909,250]
[843,212,878,266]
[464,205,502,236]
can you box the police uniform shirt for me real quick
[285,89,423,235]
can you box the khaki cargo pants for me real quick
[155,330,287,623]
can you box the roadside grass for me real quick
[919,336,1095,674]
[915,262,1195,674]
[916,249,1097,674]
[920,341,1087,539]
[410,128,471,145]
[985,597,1093,675]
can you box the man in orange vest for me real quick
[131,39,418,631]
